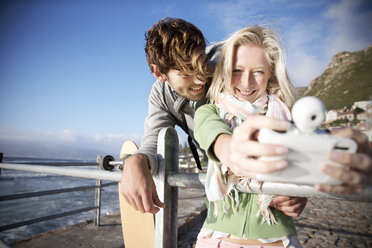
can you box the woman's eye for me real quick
[233,69,242,73]
[254,71,264,74]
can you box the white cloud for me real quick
[285,21,328,86]
[205,0,277,34]
[51,130,77,142]
[324,0,372,56]
[205,0,372,86]
[285,0,372,85]
[204,1,327,86]
[0,126,142,154]
[0,126,33,142]
[287,51,325,87]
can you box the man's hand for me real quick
[316,128,372,194]
[270,196,307,218]
[214,115,291,177]
[120,153,165,214]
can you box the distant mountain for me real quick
[0,140,112,161]
[298,44,372,110]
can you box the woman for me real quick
[194,26,302,248]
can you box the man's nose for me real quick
[194,77,206,85]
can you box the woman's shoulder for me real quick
[196,103,220,114]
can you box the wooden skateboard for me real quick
[118,141,155,248]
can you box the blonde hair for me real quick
[208,26,295,107]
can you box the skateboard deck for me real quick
[118,141,155,248]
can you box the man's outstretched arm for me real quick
[120,81,174,213]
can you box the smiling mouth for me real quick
[237,89,256,96]
[190,85,204,92]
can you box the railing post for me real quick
[94,179,102,226]
[154,127,179,248]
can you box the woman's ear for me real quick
[150,64,167,82]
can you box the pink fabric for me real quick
[195,238,284,248]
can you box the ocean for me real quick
[0,157,120,244]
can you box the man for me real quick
[120,17,307,216]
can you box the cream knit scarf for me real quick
[205,92,291,225]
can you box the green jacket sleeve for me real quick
[194,104,232,162]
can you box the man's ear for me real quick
[150,64,167,82]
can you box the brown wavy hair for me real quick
[145,18,212,80]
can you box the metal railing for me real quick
[0,157,117,232]
[1,127,372,248]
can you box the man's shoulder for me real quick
[150,80,163,91]
[150,80,173,96]
[148,80,177,112]
[149,80,167,99]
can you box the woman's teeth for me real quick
[239,89,255,96]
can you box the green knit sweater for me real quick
[194,104,297,238]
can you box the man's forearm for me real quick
[132,150,157,174]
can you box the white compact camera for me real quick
[257,96,357,185]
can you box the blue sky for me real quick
[1,0,372,155]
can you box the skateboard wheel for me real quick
[99,155,115,171]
